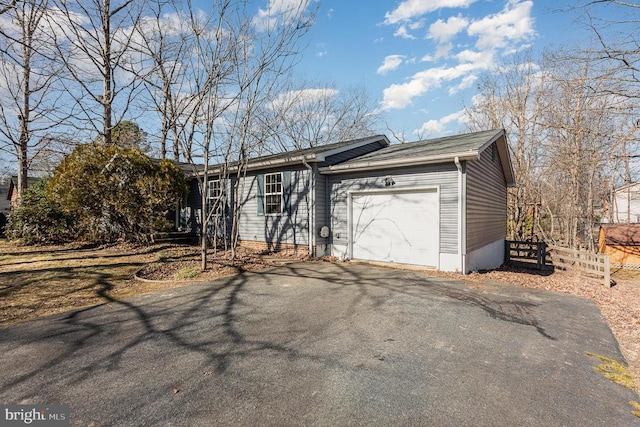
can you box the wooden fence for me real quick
[546,244,611,288]
[505,240,549,270]
[505,241,611,287]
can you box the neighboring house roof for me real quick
[191,135,390,176]
[600,224,640,246]
[319,129,515,186]
[150,158,196,175]
[613,182,640,193]
[0,183,10,211]
[7,176,40,201]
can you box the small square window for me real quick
[264,173,282,215]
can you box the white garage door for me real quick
[350,189,439,267]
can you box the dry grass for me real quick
[0,240,298,326]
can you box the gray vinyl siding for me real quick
[320,141,387,167]
[185,176,233,236]
[314,170,329,246]
[185,178,202,235]
[328,164,459,254]
[236,167,311,245]
[465,143,508,253]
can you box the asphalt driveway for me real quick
[1,261,638,426]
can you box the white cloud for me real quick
[269,88,338,110]
[393,25,415,39]
[448,74,477,94]
[455,49,494,66]
[435,43,454,58]
[467,0,535,50]
[260,0,310,15]
[377,55,405,75]
[428,15,469,43]
[315,43,327,57]
[384,0,477,25]
[254,0,312,31]
[414,110,465,136]
[381,57,492,110]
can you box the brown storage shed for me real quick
[598,224,640,267]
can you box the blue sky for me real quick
[0,0,621,176]
[290,0,595,140]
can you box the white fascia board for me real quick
[476,129,505,153]
[319,151,480,174]
[242,154,319,172]
[199,154,319,177]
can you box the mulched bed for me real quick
[136,246,307,281]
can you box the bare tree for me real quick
[256,79,384,153]
[540,50,630,249]
[573,0,640,181]
[575,0,640,97]
[130,0,191,160]
[0,0,16,15]
[0,0,67,200]
[464,47,634,249]
[49,0,144,145]
[170,0,315,269]
[465,52,547,241]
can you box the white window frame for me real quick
[207,180,224,216]
[264,172,283,215]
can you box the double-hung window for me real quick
[264,172,283,215]
[207,180,224,215]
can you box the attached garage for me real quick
[321,129,515,273]
[350,188,439,267]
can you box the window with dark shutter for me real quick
[264,172,283,215]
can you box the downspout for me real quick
[454,157,467,274]
[302,159,314,258]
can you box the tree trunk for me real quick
[102,0,112,146]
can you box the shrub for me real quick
[5,179,77,244]
[47,144,187,243]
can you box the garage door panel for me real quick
[351,190,439,266]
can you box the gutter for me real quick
[454,156,467,274]
[302,158,314,258]
[201,154,321,177]
[319,151,480,174]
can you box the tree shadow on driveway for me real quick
[0,261,635,426]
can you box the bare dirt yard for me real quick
[1,239,638,392]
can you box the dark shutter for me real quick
[282,171,292,215]
[257,174,264,216]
